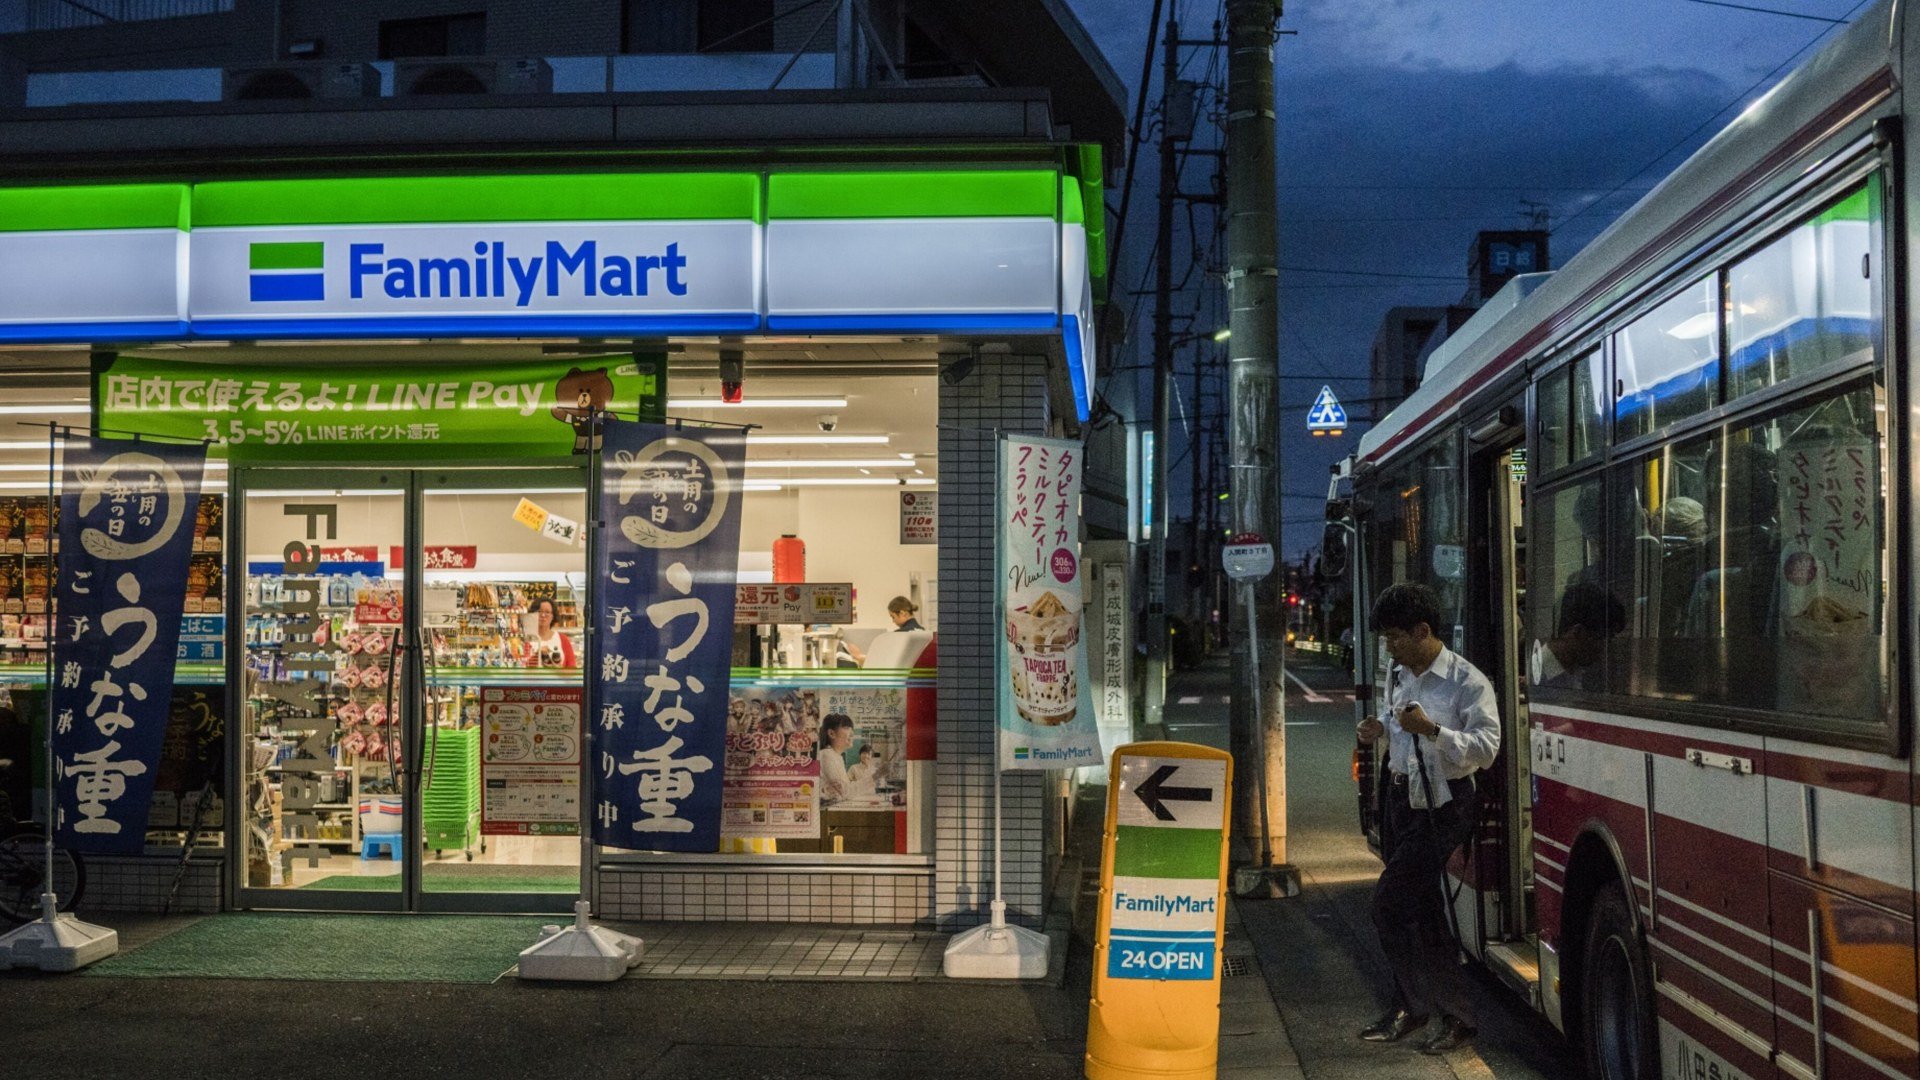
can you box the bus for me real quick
[1328,4,1916,1079]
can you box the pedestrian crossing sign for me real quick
[1307,386,1347,436]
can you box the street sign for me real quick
[1222,532,1275,581]
[1086,742,1232,1080]
[1307,385,1347,435]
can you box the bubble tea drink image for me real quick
[1006,587,1082,725]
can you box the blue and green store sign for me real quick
[0,163,1104,419]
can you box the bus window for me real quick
[1609,436,1716,701]
[1727,181,1878,400]
[1570,349,1606,460]
[1537,368,1570,470]
[1528,477,1616,694]
[1615,277,1721,440]
[1736,384,1887,728]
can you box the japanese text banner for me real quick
[51,434,208,853]
[593,420,746,851]
[997,434,1100,769]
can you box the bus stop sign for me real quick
[1222,533,1274,581]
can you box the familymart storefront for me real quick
[0,164,1103,928]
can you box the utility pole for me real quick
[1225,0,1297,896]
[1146,10,1180,735]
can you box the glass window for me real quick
[1537,367,1570,470]
[1418,443,1464,644]
[1727,182,1878,399]
[1571,350,1606,460]
[1528,478,1612,694]
[1615,278,1721,440]
[1608,438,1716,701]
[1605,382,1887,730]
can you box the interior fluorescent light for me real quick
[742,482,785,492]
[668,398,847,409]
[746,459,912,469]
[0,439,67,450]
[757,477,936,487]
[0,481,229,492]
[749,435,888,445]
[0,461,230,473]
[246,488,402,498]
[0,405,88,415]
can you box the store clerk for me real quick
[528,598,577,668]
[842,596,925,665]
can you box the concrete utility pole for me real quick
[1224,0,1297,896]
[1145,11,1180,735]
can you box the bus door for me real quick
[1465,413,1538,999]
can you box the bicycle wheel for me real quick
[0,832,83,922]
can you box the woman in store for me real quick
[841,596,925,665]
[527,598,577,668]
[818,712,856,806]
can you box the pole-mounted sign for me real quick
[1221,532,1275,582]
[1306,385,1347,436]
[1086,741,1232,1080]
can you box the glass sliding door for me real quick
[235,470,409,910]
[412,468,586,913]
[232,466,587,914]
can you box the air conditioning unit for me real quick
[223,63,379,102]
[393,57,552,97]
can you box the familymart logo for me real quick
[249,242,326,302]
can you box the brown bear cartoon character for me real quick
[550,367,615,454]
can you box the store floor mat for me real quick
[83,914,550,983]
[298,865,581,892]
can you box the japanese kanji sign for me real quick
[997,434,1100,770]
[95,353,665,462]
[593,419,746,851]
[50,434,208,854]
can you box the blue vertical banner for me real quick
[593,419,746,851]
[50,434,207,854]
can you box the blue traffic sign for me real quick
[1307,386,1347,434]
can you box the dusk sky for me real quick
[1065,0,1874,555]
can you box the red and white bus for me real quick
[1331,4,1917,1078]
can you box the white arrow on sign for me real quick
[1118,757,1226,830]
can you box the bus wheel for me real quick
[1581,880,1655,1080]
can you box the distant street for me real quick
[1170,648,1584,1080]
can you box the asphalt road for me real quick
[1167,648,1586,1080]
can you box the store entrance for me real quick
[233,466,587,913]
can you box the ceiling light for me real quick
[668,398,847,409]
[749,435,887,446]
[0,439,66,450]
[742,482,785,492]
[0,461,229,473]
[745,459,911,469]
[0,481,229,493]
[0,405,87,415]
[759,477,935,487]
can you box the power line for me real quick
[1555,0,1871,237]
[1282,264,1462,281]
[1108,0,1166,271]
[1678,0,1847,23]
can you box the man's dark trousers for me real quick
[1371,772,1479,1024]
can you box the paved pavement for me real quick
[0,647,1578,1080]
[1170,648,1584,1080]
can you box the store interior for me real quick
[0,338,944,903]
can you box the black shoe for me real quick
[1357,1008,1429,1042]
[1418,1016,1477,1055]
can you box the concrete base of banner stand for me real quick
[1232,863,1301,900]
[0,894,119,973]
[516,900,644,982]
[942,901,1050,980]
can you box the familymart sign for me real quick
[0,168,1102,419]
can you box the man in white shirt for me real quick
[1354,583,1501,1055]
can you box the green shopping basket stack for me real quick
[422,725,480,858]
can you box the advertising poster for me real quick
[593,419,746,852]
[721,684,821,839]
[734,582,853,624]
[50,434,208,854]
[817,684,907,812]
[997,434,1101,769]
[96,353,666,462]
[481,685,582,836]
[1776,435,1882,717]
